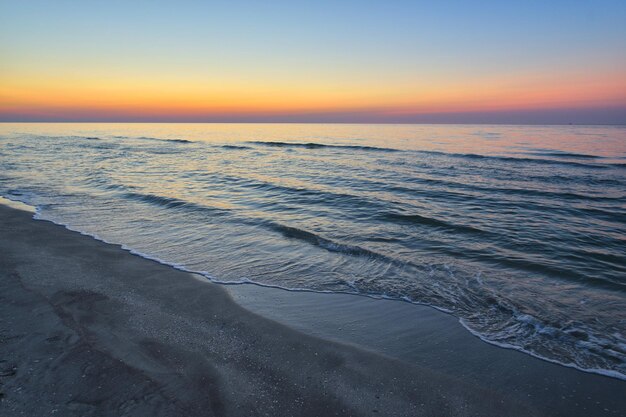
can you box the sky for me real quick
[1,0,625,124]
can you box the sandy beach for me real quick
[1,203,624,416]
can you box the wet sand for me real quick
[0,204,624,416]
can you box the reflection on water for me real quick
[0,123,625,379]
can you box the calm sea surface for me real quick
[1,123,625,379]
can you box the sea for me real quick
[0,123,624,380]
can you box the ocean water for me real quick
[0,123,625,379]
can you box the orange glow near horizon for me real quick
[2,67,625,121]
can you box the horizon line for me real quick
[1,120,625,127]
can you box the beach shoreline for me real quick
[0,203,624,416]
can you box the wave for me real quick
[418,151,610,169]
[103,183,132,191]
[219,144,252,150]
[141,137,192,144]
[215,174,388,211]
[111,135,192,144]
[460,316,626,381]
[248,141,399,152]
[266,222,397,263]
[245,143,619,168]
[105,137,622,171]
[381,212,488,235]
[134,136,193,144]
[476,185,626,203]
[122,192,228,217]
[444,247,626,292]
[524,173,624,187]
[529,151,601,159]
[25,134,102,142]
[378,182,614,221]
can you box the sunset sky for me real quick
[1,1,625,124]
